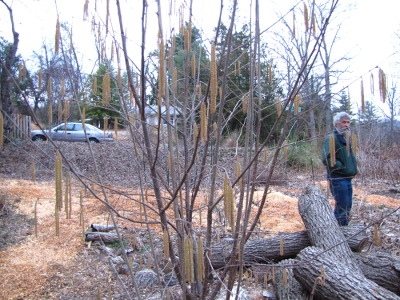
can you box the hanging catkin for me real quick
[163,229,169,259]
[210,44,217,115]
[360,79,365,113]
[242,94,249,114]
[159,39,165,100]
[351,133,357,157]
[38,69,43,90]
[292,11,296,39]
[191,54,196,78]
[378,68,387,103]
[303,2,309,32]
[294,95,299,115]
[61,78,65,97]
[55,18,60,55]
[82,107,86,129]
[275,97,282,115]
[197,238,205,282]
[58,101,62,123]
[48,102,53,125]
[268,65,272,85]
[47,77,52,99]
[200,102,207,142]
[83,0,89,21]
[346,131,350,156]
[102,72,110,105]
[370,73,374,95]
[329,135,336,167]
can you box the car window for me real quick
[74,124,83,131]
[66,123,75,131]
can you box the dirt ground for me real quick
[0,141,399,299]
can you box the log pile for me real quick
[210,186,400,299]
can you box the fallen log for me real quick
[293,186,400,299]
[210,225,368,269]
[91,224,117,232]
[85,232,121,243]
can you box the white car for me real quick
[31,123,114,143]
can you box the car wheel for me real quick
[88,138,99,144]
[32,135,46,142]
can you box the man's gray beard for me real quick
[336,127,350,135]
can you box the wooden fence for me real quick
[8,113,31,140]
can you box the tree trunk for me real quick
[293,186,400,299]
[90,224,117,232]
[210,225,368,269]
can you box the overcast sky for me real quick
[1,0,399,114]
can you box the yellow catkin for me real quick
[159,39,165,100]
[373,224,381,245]
[31,161,36,182]
[197,238,205,282]
[379,68,387,103]
[268,65,272,85]
[114,118,118,139]
[294,95,299,115]
[55,151,62,235]
[361,79,365,113]
[346,131,350,156]
[282,268,288,287]
[200,102,207,142]
[303,2,309,32]
[55,18,60,55]
[271,266,275,284]
[167,151,172,171]
[82,107,86,129]
[275,97,282,115]
[93,76,97,95]
[64,100,70,124]
[102,73,110,105]
[48,102,53,125]
[242,94,248,114]
[191,54,196,78]
[18,63,23,82]
[47,78,52,99]
[329,135,336,167]
[237,61,241,75]
[193,123,199,144]
[283,141,288,161]
[104,118,108,133]
[352,133,357,157]
[172,68,177,95]
[61,78,65,97]
[223,175,234,230]
[0,112,3,147]
[210,44,217,115]
[163,229,170,259]
[184,235,194,284]
[38,69,43,89]
[280,236,284,256]
[64,172,70,219]
[117,68,122,88]
[58,101,63,123]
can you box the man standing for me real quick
[322,112,358,226]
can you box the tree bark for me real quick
[91,224,117,232]
[293,185,400,299]
[210,225,368,269]
[85,232,120,243]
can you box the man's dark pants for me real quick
[328,176,353,226]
